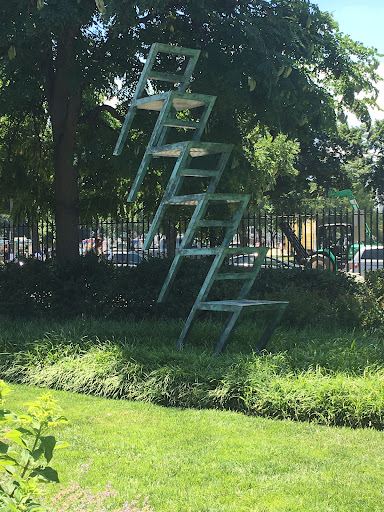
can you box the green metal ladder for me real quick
[114,42,288,354]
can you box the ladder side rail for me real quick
[127,94,175,202]
[142,146,194,251]
[236,247,268,300]
[206,148,233,194]
[113,44,160,156]
[157,196,211,302]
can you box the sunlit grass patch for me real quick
[7,384,384,512]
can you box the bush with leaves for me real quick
[0,381,68,512]
[0,256,383,331]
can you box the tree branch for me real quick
[79,104,125,124]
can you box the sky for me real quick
[313,0,384,122]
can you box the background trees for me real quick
[0,0,381,258]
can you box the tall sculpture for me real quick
[114,43,288,354]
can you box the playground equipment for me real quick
[114,42,288,354]
[281,188,372,271]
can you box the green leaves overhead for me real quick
[248,77,257,92]
[0,0,382,224]
[7,46,16,60]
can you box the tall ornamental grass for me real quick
[1,318,384,429]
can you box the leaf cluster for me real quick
[0,381,68,512]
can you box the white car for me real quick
[348,245,384,276]
[110,251,145,267]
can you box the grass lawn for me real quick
[8,383,384,512]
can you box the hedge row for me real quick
[0,255,383,331]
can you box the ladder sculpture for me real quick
[114,43,288,354]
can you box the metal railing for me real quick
[1,210,383,275]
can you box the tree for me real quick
[0,0,381,259]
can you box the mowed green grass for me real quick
[8,384,384,512]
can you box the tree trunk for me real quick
[47,29,81,261]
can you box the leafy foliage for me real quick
[0,0,382,254]
[0,256,383,333]
[0,381,68,512]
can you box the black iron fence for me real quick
[1,209,383,275]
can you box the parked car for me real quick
[348,245,384,276]
[230,253,294,269]
[110,251,145,267]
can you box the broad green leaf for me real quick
[0,441,8,454]
[54,441,70,450]
[3,430,27,448]
[283,66,292,78]
[31,446,44,462]
[37,0,44,9]
[0,409,17,422]
[13,426,34,436]
[247,77,256,92]
[8,46,16,60]
[0,463,16,474]
[40,436,55,463]
[30,466,59,483]
[21,447,33,466]
[0,455,17,465]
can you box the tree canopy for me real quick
[0,0,381,258]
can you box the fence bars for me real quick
[0,211,383,274]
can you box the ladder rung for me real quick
[164,119,200,129]
[178,247,267,257]
[134,92,215,112]
[165,193,247,205]
[215,273,254,280]
[148,71,185,83]
[150,142,233,158]
[165,194,203,205]
[179,169,217,177]
[198,220,234,227]
[179,248,222,256]
[197,300,289,312]
[154,43,201,58]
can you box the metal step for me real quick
[150,141,233,158]
[163,119,200,129]
[179,168,217,177]
[147,71,185,83]
[198,299,289,312]
[165,193,248,205]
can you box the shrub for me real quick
[0,256,382,331]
